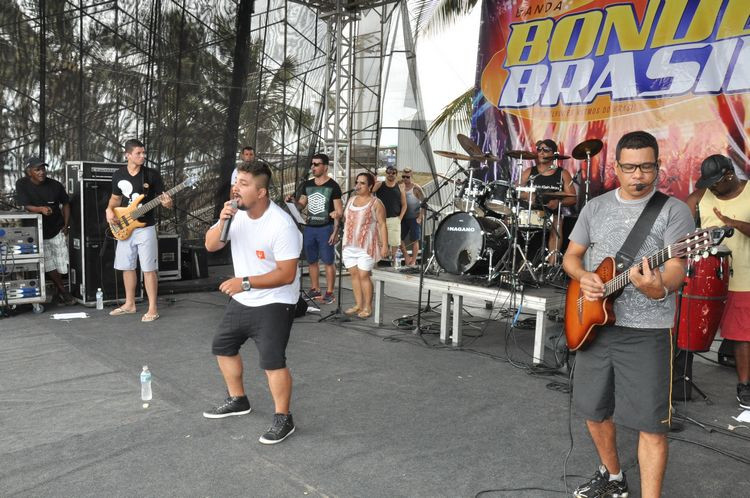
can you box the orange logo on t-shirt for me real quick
[256,250,265,260]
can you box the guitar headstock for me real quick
[673,226,732,260]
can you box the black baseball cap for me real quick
[24,155,47,170]
[696,154,733,189]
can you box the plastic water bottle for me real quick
[140,366,152,401]
[394,248,402,269]
[95,288,104,310]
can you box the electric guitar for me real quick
[564,226,731,351]
[109,175,199,241]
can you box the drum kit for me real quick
[429,135,604,289]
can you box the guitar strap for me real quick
[614,191,669,271]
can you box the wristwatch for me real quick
[241,277,252,292]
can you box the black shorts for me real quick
[573,325,673,433]
[212,300,295,370]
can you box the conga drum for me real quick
[675,245,731,352]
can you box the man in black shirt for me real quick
[285,153,343,303]
[105,139,172,322]
[519,139,576,264]
[15,156,76,304]
[373,166,407,264]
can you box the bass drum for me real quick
[434,212,511,274]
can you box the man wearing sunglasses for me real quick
[285,153,342,304]
[563,131,694,498]
[373,166,407,265]
[687,154,750,410]
[398,168,424,266]
[519,139,577,264]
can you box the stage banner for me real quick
[472,0,750,200]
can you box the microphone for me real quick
[634,171,659,192]
[219,200,238,243]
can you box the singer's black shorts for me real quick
[212,300,295,370]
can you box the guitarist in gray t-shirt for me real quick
[562,131,694,498]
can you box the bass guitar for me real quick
[109,175,199,241]
[564,226,731,350]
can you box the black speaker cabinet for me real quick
[181,244,209,280]
[66,161,142,305]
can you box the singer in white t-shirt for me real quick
[203,162,302,445]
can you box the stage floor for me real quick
[0,280,747,497]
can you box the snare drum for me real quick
[675,245,731,352]
[514,206,548,230]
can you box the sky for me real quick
[416,4,482,121]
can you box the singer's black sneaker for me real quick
[573,466,629,498]
[738,382,750,409]
[259,413,295,444]
[202,395,252,419]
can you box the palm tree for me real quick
[411,0,479,137]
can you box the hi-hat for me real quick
[505,150,537,160]
[572,139,603,160]
[457,134,484,157]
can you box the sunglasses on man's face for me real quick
[387,170,396,174]
[402,175,410,179]
[537,147,554,153]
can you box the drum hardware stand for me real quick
[412,167,464,335]
[512,183,542,286]
[571,139,603,209]
[419,165,464,277]
[541,191,567,284]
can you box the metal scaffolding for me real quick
[1,0,438,228]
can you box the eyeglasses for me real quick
[386,170,396,174]
[617,162,658,173]
[402,175,410,179]
[311,162,324,166]
[537,147,554,153]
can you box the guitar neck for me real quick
[604,246,671,297]
[131,181,187,219]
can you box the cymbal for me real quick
[538,191,577,199]
[572,139,603,160]
[434,150,474,161]
[457,134,483,157]
[505,150,537,160]
[474,152,502,162]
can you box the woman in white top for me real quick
[342,172,388,318]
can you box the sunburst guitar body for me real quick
[564,226,731,351]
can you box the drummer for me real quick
[519,139,577,263]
